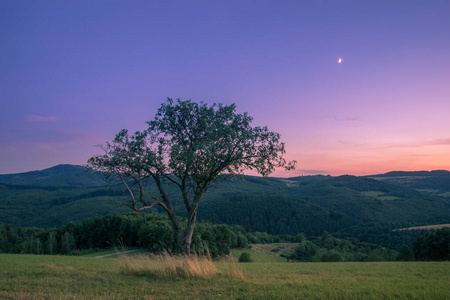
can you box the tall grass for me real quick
[218,256,245,280]
[119,252,245,280]
[119,252,217,279]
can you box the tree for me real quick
[413,228,450,261]
[396,244,414,261]
[61,231,75,254]
[87,98,296,255]
[46,231,57,255]
[238,252,253,262]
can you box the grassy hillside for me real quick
[0,183,129,227]
[287,175,450,225]
[198,191,357,236]
[368,170,450,198]
[0,254,449,299]
[196,174,450,235]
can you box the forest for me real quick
[1,213,448,261]
[1,165,449,260]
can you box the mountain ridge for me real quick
[0,164,107,187]
[1,164,449,186]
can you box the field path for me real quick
[395,224,450,231]
[95,249,140,258]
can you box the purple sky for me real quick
[1,1,449,176]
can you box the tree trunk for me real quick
[179,228,194,256]
[180,210,197,256]
[181,237,191,256]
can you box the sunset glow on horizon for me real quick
[1,1,449,177]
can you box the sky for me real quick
[1,0,449,176]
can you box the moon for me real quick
[338,58,342,64]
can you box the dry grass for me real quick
[217,256,245,280]
[119,252,245,280]
[119,252,221,279]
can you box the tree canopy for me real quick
[87,98,296,254]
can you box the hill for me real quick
[196,175,450,236]
[0,165,449,238]
[0,164,107,187]
[367,170,450,198]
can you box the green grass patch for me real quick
[438,192,450,198]
[1,254,449,299]
[416,189,440,194]
[82,249,119,257]
[231,248,291,263]
[361,191,399,200]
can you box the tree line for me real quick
[0,213,301,257]
[287,232,398,262]
[0,213,249,257]
[335,222,431,250]
[1,213,447,261]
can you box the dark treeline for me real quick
[287,232,399,262]
[335,222,431,251]
[413,228,450,261]
[51,189,124,206]
[289,228,450,262]
[1,213,447,261]
[0,213,294,258]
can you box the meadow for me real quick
[1,253,449,299]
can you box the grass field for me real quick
[1,253,449,299]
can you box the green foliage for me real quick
[0,212,399,261]
[369,170,450,196]
[198,191,356,236]
[293,240,318,261]
[414,228,450,261]
[1,165,450,243]
[238,252,253,262]
[86,98,295,255]
[320,250,343,262]
[289,232,397,262]
[334,222,429,251]
[60,232,75,254]
[0,213,255,257]
[236,233,249,248]
[396,245,415,261]
[138,221,178,253]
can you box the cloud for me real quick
[428,139,450,146]
[335,116,360,122]
[386,138,450,149]
[337,140,367,147]
[344,117,361,122]
[27,115,57,122]
[337,140,351,145]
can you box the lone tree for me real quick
[87,98,296,255]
